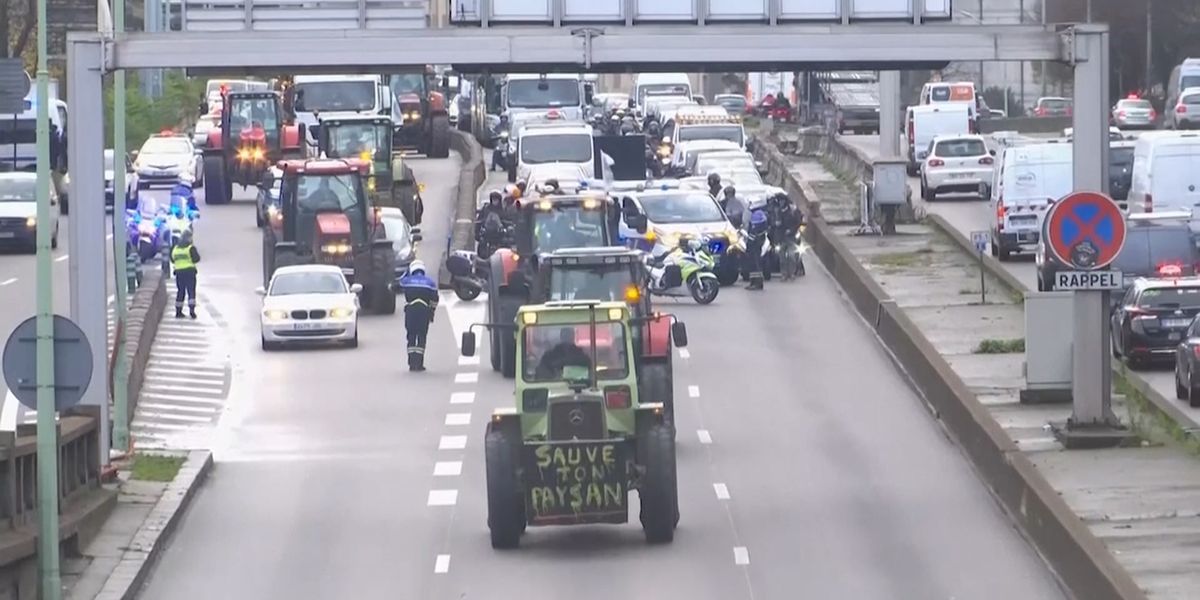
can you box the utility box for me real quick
[871,159,907,206]
[1021,292,1073,404]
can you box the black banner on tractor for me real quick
[523,440,630,525]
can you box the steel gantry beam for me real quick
[101,24,1067,73]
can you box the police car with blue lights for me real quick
[617,181,744,286]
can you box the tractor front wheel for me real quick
[203,156,230,205]
[484,426,525,549]
[639,423,678,543]
[429,115,451,159]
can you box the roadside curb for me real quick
[924,213,1200,443]
[762,129,1149,599]
[93,450,214,600]
[120,269,168,433]
[440,131,485,289]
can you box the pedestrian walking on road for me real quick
[171,229,201,318]
[399,260,438,371]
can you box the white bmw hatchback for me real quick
[258,265,361,350]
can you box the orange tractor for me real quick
[203,89,304,204]
[388,71,451,159]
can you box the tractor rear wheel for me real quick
[495,296,522,378]
[484,426,524,549]
[429,115,451,159]
[639,423,678,543]
[203,156,229,205]
[374,283,397,315]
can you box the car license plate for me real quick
[949,173,968,179]
[293,322,323,331]
[1162,318,1191,328]
[0,232,14,239]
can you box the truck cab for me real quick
[291,75,391,149]
[513,121,595,184]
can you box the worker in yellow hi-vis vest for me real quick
[171,230,201,319]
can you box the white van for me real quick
[1128,132,1200,231]
[989,142,1073,260]
[514,122,595,183]
[905,103,971,174]
[292,75,389,147]
[634,74,692,114]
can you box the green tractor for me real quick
[460,300,688,548]
[314,114,425,226]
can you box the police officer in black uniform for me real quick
[398,260,438,371]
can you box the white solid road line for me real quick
[678,348,690,359]
[457,355,480,366]
[433,461,462,477]
[688,385,700,398]
[427,490,458,506]
[0,278,16,286]
[714,483,731,500]
[734,546,750,565]
[444,413,471,426]
[54,255,68,262]
[438,435,467,450]
[434,554,451,574]
[454,372,479,384]
[449,391,475,404]
[697,429,713,444]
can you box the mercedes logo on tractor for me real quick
[568,409,585,426]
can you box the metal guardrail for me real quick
[2,409,102,532]
[181,0,430,31]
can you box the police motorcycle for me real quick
[760,194,807,281]
[646,235,720,305]
[125,193,171,276]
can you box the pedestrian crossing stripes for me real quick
[131,294,230,451]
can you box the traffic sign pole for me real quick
[34,0,63,593]
[112,0,133,456]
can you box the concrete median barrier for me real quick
[120,268,168,426]
[980,116,1072,135]
[441,130,486,288]
[781,152,1147,598]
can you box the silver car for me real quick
[1169,87,1200,130]
[1111,97,1157,130]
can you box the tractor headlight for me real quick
[25,216,36,228]
[329,307,354,318]
[321,243,352,255]
[237,148,251,161]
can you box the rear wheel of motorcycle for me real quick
[688,275,719,305]
[454,280,481,301]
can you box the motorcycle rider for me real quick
[721,185,748,229]
[742,197,770,291]
[767,192,803,245]
[398,260,438,372]
[491,115,510,172]
[476,191,507,256]
[170,173,199,214]
[707,172,724,199]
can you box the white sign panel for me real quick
[970,230,988,253]
[1054,270,1123,291]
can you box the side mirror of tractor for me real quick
[671,322,689,347]
[626,213,648,234]
[461,331,477,357]
[411,231,423,243]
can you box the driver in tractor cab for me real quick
[305,177,341,210]
[535,327,592,380]
[535,209,584,251]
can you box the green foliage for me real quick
[104,71,205,149]
[130,453,186,482]
[973,338,1026,354]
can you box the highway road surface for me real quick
[842,132,1200,427]
[132,149,1068,599]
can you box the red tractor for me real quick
[203,90,304,205]
[261,158,397,314]
[389,72,451,159]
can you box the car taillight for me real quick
[1179,104,1189,114]
[1144,193,1153,213]
[996,202,1006,221]
[979,156,993,165]
[907,123,914,143]
[1036,107,1046,116]
[1150,109,1158,120]
[1193,345,1200,359]
[928,158,945,167]
[1117,110,1126,118]
[604,385,631,409]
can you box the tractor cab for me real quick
[315,114,424,225]
[516,194,620,260]
[535,247,650,313]
[219,91,287,160]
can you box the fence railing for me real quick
[180,0,431,31]
[0,407,102,532]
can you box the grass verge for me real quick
[974,338,1026,354]
[131,454,186,482]
[1114,367,1200,455]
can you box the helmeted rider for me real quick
[742,197,770,291]
[398,260,438,372]
[767,192,803,248]
[720,185,747,229]
[170,172,199,214]
[476,191,507,256]
[707,172,724,199]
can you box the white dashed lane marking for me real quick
[444,413,471,426]
[678,348,690,359]
[434,554,451,574]
[0,278,15,286]
[688,385,700,398]
[458,355,480,366]
[449,392,475,404]
[697,429,713,444]
[454,372,479,384]
[438,435,467,450]
[714,483,731,500]
[734,547,750,565]
[433,461,462,477]
[427,490,459,506]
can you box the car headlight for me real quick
[329,307,354,318]
[25,217,35,228]
[263,309,288,321]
